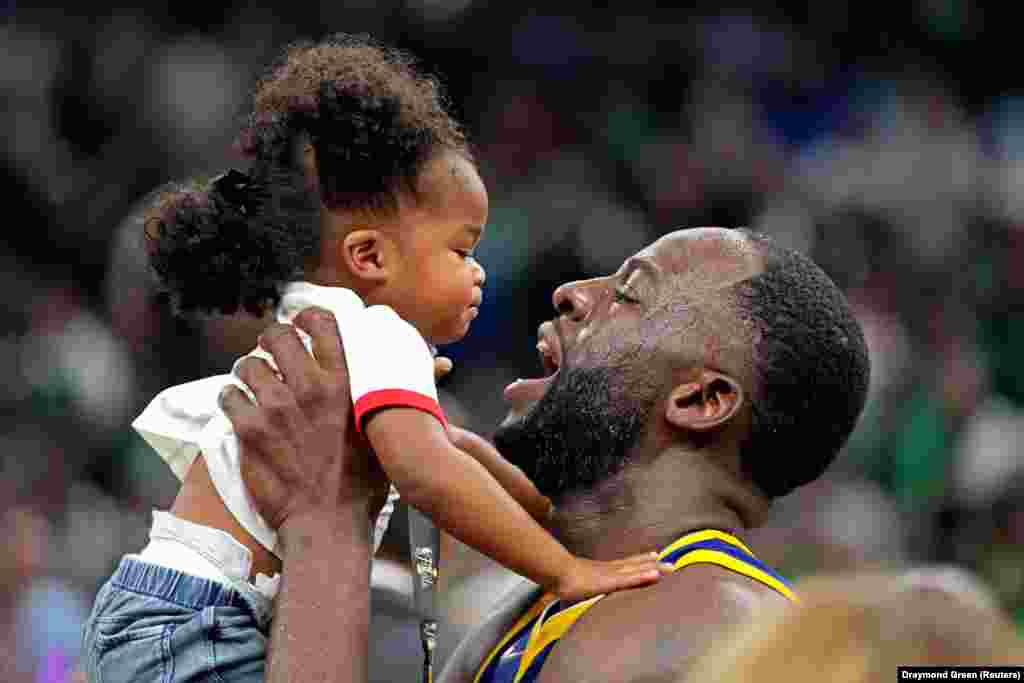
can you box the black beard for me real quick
[493,366,650,504]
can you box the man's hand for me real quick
[219,306,385,551]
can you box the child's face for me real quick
[389,152,488,344]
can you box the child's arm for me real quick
[365,408,669,601]
[433,358,552,525]
[447,424,552,525]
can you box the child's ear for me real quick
[342,230,396,283]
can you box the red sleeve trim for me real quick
[354,389,448,435]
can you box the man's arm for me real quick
[222,307,387,683]
[268,505,372,683]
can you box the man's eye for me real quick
[613,288,639,304]
[455,249,473,259]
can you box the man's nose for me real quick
[552,280,593,322]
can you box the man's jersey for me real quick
[472,529,796,683]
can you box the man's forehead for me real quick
[630,227,762,292]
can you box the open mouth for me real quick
[537,336,561,377]
[503,322,562,404]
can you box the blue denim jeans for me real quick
[82,559,268,682]
[82,512,273,683]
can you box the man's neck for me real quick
[546,450,767,561]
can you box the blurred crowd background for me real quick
[3,1,1023,681]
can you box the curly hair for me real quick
[239,33,468,211]
[145,33,470,316]
[732,230,871,498]
[143,166,319,316]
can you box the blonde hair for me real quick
[686,570,1024,683]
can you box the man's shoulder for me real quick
[438,565,790,683]
[562,563,770,648]
[535,564,785,683]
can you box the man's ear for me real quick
[666,370,744,432]
[341,230,396,283]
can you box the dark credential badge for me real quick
[408,505,440,683]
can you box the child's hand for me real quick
[553,553,674,602]
[434,355,453,381]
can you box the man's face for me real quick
[493,228,761,503]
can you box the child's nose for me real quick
[473,260,486,287]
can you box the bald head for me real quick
[627,228,765,385]
[642,227,763,293]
